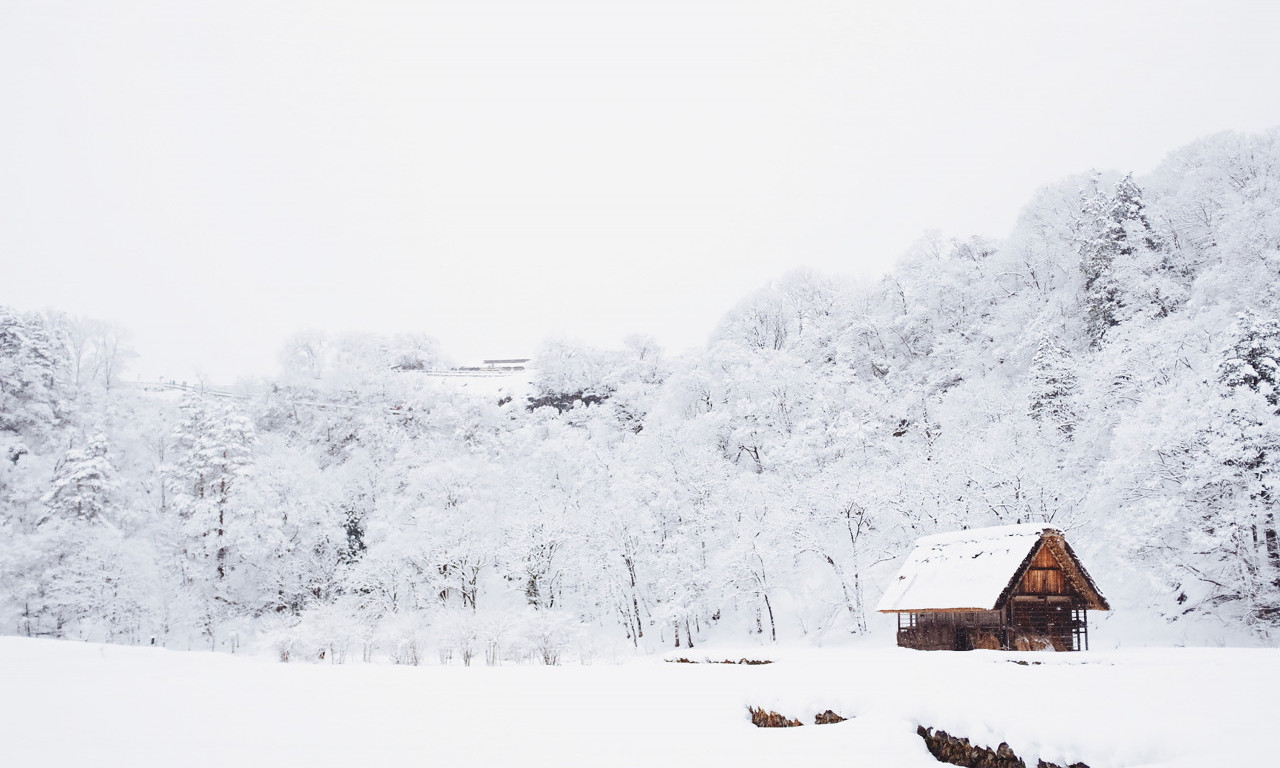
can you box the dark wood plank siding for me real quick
[1010,598,1076,651]
[1031,546,1057,568]
[896,611,1005,651]
[1021,568,1067,594]
[1015,543,1071,596]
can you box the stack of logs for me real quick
[917,726,1089,768]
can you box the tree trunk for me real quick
[762,593,776,642]
[216,490,226,581]
[850,553,867,634]
[1265,512,1280,572]
[825,555,866,633]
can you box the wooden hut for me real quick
[876,524,1108,651]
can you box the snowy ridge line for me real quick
[413,369,521,378]
[124,375,523,412]
[125,380,244,400]
[129,367,520,392]
[125,381,372,412]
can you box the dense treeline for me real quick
[3,128,1279,660]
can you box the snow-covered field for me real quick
[2,638,1274,767]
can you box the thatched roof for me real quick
[876,524,1108,613]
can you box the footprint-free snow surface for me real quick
[1,637,1274,767]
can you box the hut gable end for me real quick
[995,533,1109,611]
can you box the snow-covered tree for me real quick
[1029,337,1078,435]
[1220,312,1280,410]
[0,307,65,444]
[165,395,257,644]
[40,433,116,526]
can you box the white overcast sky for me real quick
[3,1,1279,382]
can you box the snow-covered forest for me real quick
[4,128,1280,660]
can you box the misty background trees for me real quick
[3,128,1280,660]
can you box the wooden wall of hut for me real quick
[896,611,1005,651]
[1008,598,1076,651]
[1007,541,1084,650]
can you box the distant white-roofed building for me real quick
[877,524,1108,651]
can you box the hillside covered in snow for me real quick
[3,128,1280,658]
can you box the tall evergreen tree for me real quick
[1029,337,1078,436]
[1079,173,1163,344]
[165,395,256,645]
[1220,313,1280,410]
[1218,313,1280,609]
[40,432,116,525]
[0,307,65,443]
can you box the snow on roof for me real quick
[876,524,1057,612]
